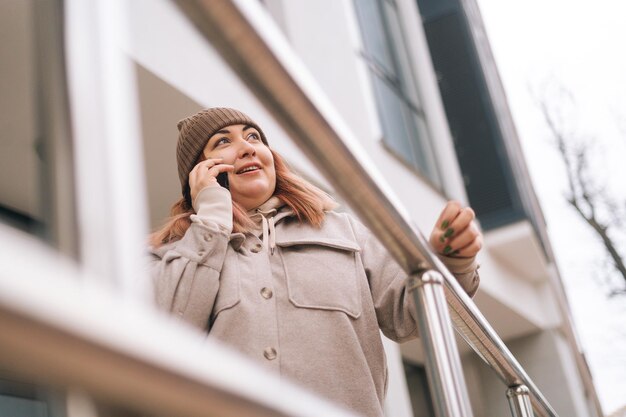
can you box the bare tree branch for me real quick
[537,91,626,297]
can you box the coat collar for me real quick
[229,197,295,250]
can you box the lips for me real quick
[236,163,262,174]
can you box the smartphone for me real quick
[217,172,229,189]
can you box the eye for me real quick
[215,137,230,147]
[246,132,261,142]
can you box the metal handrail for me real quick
[173,0,559,415]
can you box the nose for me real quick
[236,137,256,158]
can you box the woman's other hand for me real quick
[429,201,483,258]
[189,158,234,202]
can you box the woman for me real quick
[150,108,482,417]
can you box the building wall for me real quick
[257,1,596,416]
[117,0,597,416]
[0,0,599,415]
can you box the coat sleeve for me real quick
[149,187,233,331]
[347,215,480,343]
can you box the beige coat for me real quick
[150,193,479,417]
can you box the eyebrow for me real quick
[214,128,231,135]
[213,125,255,136]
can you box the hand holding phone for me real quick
[189,159,233,202]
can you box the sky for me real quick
[474,0,626,413]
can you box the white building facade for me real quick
[0,0,604,416]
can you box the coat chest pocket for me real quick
[277,238,362,319]
[211,251,241,319]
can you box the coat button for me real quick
[263,347,277,360]
[260,287,273,299]
[250,243,262,253]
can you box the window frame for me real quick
[354,0,442,189]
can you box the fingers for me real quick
[447,206,475,239]
[191,159,233,181]
[189,158,234,200]
[452,233,483,257]
[430,201,482,258]
[190,158,223,180]
[434,200,462,230]
[447,222,482,257]
[207,163,235,178]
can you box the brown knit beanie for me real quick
[176,107,268,200]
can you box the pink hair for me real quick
[149,149,336,247]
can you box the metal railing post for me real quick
[409,270,474,417]
[507,385,534,417]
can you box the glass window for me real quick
[0,378,64,417]
[404,361,436,417]
[354,0,396,75]
[0,0,74,414]
[354,0,442,187]
[0,395,47,417]
[0,0,77,257]
[1,0,42,235]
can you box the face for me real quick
[202,124,276,210]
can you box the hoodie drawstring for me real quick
[249,196,283,256]
[260,215,276,255]
[252,207,278,256]
[261,215,269,252]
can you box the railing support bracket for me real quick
[507,385,534,417]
